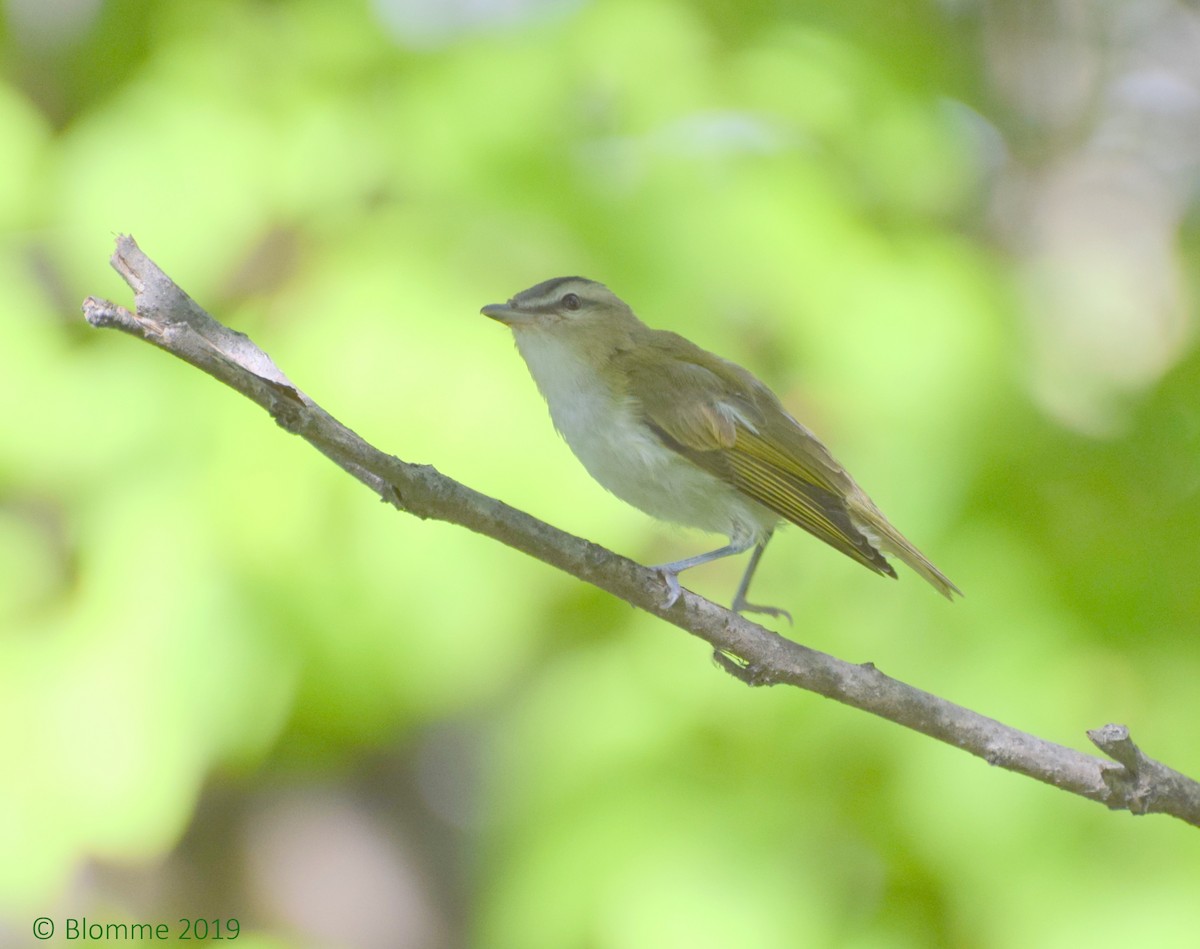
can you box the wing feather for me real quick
[621,335,896,578]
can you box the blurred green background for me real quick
[2,0,1199,946]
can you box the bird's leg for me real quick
[730,532,793,624]
[651,539,754,609]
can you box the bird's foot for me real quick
[657,568,683,609]
[731,595,793,625]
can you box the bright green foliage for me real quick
[1,1,1197,947]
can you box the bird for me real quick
[482,276,959,619]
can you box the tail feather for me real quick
[885,532,961,600]
[856,512,961,600]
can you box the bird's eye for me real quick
[561,292,581,311]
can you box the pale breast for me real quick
[514,331,777,543]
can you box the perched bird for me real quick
[482,277,959,618]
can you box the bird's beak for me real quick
[481,302,531,326]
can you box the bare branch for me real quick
[83,235,1200,829]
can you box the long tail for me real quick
[858,512,962,600]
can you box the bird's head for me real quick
[481,277,640,340]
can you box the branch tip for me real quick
[110,233,149,294]
[82,295,138,333]
[1088,723,1143,774]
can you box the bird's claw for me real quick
[732,597,793,625]
[659,569,682,609]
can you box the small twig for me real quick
[83,235,1200,829]
[1087,724,1200,819]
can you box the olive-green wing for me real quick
[622,337,895,578]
